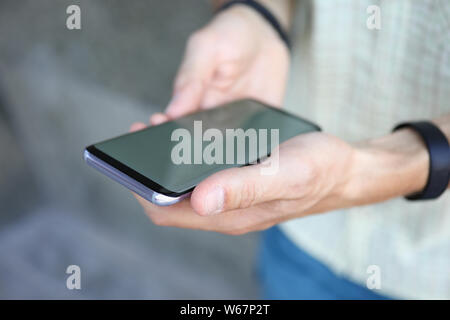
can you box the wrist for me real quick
[255,0,292,30]
[344,129,429,206]
[214,0,291,29]
[214,1,291,51]
[218,4,290,53]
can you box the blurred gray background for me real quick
[0,0,260,299]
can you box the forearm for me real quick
[344,114,450,207]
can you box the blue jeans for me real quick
[258,226,390,300]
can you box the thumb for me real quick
[190,163,282,216]
[166,31,217,118]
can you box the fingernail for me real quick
[204,186,224,215]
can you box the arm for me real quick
[350,115,450,202]
[133,114,450,235]
[308,114,449,216]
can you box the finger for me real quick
[134,193,270,234]
[190,160,284,216]
[200,86,235,109]
[133,193,228,231]
[166,82,204,118]
[150,113,170,126]
[130,122,147,132]
[166,31,217,118]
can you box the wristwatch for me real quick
[216,0,291,50]
[394,121,450,200]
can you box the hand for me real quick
[130,121,432,235]
[132,131,358,235]
[149,5,290,125]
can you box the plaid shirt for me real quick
[281,0,450,299]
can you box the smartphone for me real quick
[84,99,321,206]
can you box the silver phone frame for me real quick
[84,149,190,206]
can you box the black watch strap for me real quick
[216,0,291,50]
[394,121,450,200]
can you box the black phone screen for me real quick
[87,100,320,196]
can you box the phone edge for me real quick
[83,149,190,206]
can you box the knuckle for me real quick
[216,63,237,79]
[303,161,320,184]
[236,182,258,209]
